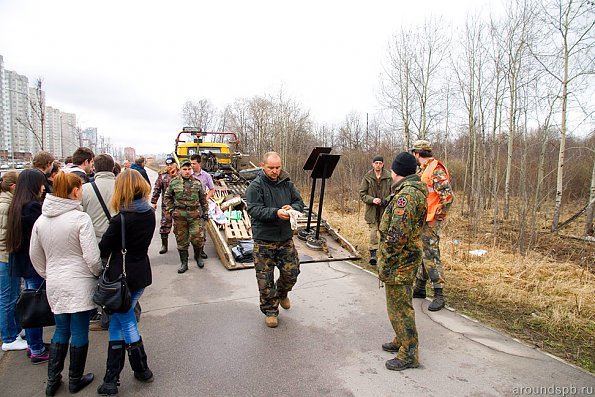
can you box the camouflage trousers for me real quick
[367,220,381,251]
[172,209,205,251]
[416,222,446,289]
[385,265,418,364]
[159,206,173,235]
[253,239,300,317]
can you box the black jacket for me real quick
[246,170,304,242]
[99,209,155,292]
[9,201,42,278]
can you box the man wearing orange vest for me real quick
[410,140,453,311]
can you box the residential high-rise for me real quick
[5,70,32,159]
[45,106,62,158]
[60,112,78,158]
[0,55,8,161]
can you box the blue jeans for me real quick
[109,289,143,343]
[53,310,93,347]
[0,261,21,343]
[23,274,45,354]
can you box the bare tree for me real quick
[531,0,595,231]
[380,28,415,149]
[182,99,216,131]
[585,143,595,236]
[16,78,46,151]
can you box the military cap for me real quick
[165,157,174,165]
[411,139,432,152]
[372,155,384,163]
[180,159,191,167]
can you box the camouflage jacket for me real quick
[164,175,208,216]
[358,168,392,224]
[377,175,428,285]
[151,169,176,207]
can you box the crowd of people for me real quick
[0,148,155,396]
[0,139,453,397]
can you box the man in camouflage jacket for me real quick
[151,157,178,254]
[164,160,209,273]
[378,152,428,371]
[411,140,453,311]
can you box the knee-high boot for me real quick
[97,340,126,396]
[159,234,168,254]
[126,338,153,383]
[193,246,205,268]
[45,342,68,396]
[68,344,94,393]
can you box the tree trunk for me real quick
[552,12,570,232]
[585,154,595,236]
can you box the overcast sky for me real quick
[0,0,494,155]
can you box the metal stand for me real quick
[304,153,340,250]
[298,147,332,242]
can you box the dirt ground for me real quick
[324,200,595,373]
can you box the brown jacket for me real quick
[359,168,392,224]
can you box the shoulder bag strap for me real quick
[91,181,112,221]
[120,213,127,277]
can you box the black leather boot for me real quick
[428,288,445,311]
[412,278,427,299]
[159,234,168,254]
[194,247,205,268]
[68,344,94,393]
[45,342,68,396]
[97,340,125,396]
[369,249,377,266]
[177,250,189,273]
[126,338,154,383]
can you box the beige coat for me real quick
[81,171,117,239]
[30,194,102,314]
[0,191,12,263]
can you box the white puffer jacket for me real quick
[30,194,102,314]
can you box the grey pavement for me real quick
[0,169,592,396]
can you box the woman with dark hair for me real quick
[0,172,27,352]
[6,168,48,364]
[96,169,155,395]
[30,172,102,395]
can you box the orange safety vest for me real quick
[420,159,450,222]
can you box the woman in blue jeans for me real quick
[30,172,102,396]
[97,169,156,395]
[0,172,27,352]
[6,169,47,363]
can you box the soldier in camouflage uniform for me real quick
[410,140,453,311]
[378,152,428,371]
[246,152,305,328]
[151,157,178,254]
[164,160,209,274]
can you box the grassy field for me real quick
[324,200,595,373]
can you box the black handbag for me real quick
[16,280,55,328]
[92,213,132,314]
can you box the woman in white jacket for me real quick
[30,172,102,396]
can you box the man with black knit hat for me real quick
[358,155,392,265]
[410,140,453,311]
[378,152,427,371]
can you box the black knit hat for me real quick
[391,152,417,176]
[372,155,383,163]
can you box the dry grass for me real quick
[324,199,595,373]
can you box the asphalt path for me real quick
[0,168,592,396]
